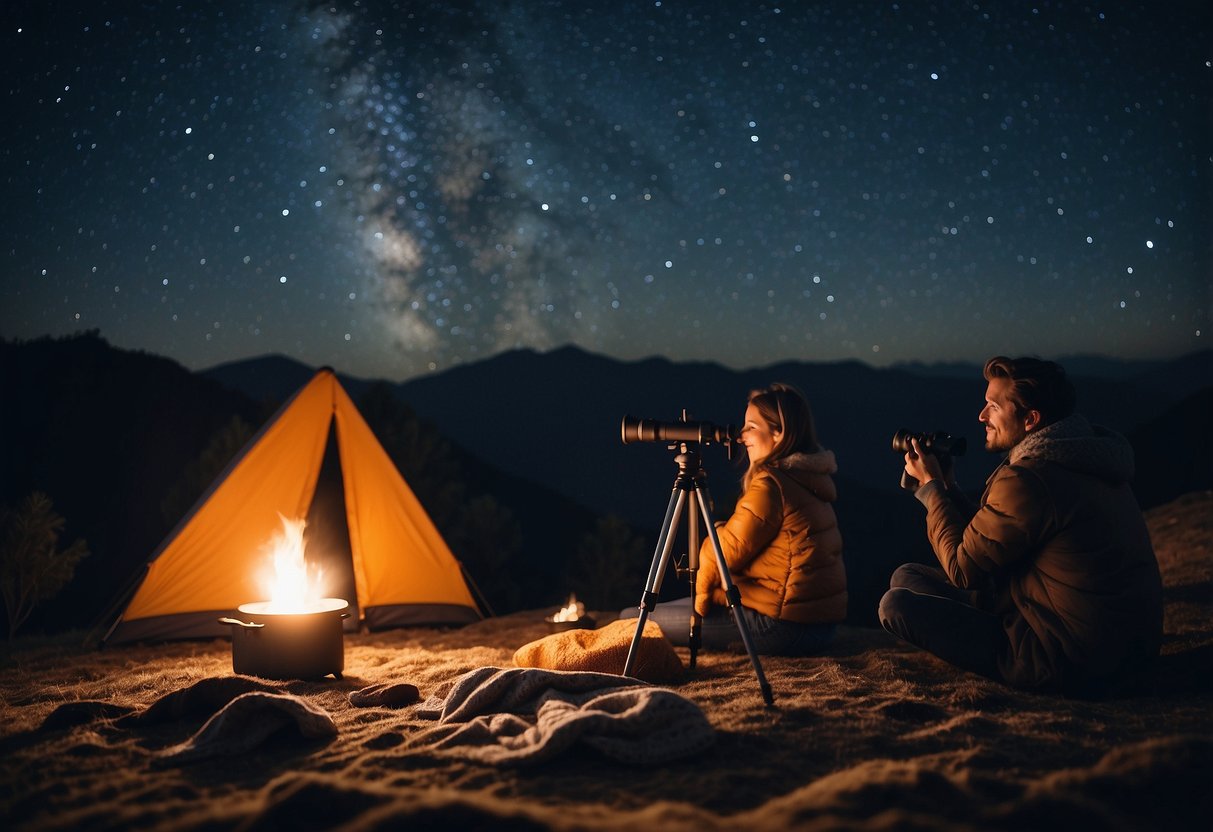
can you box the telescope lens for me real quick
[621,415,658,444]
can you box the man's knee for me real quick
[878,587,914,636]
[889,561,950,594]
[888,563,920,589]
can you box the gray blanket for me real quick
[412,666,715,766]
[155,691,337,766]
[37,677,336,767]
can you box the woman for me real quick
[628,383,847,655]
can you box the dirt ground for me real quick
[2,491,1210,831]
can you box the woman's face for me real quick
[741,402,781,464]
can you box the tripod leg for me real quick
[695,485,775,706]
[686,500,701,670]
[622,488,687,678]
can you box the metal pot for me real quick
[219,598,349,680]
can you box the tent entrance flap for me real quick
[306,423,359,629]
[105,368,481,644]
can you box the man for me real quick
[878,356,1163,695]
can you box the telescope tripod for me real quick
[622,444,775,706]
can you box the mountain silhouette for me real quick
[206,343,1210,626]
[5,333,1207,634]
[0,334,600,634]
[372,344,1210,524]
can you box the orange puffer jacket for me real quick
[694,450,847,624]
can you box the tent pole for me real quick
[458,561,495,618]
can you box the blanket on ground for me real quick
[411,666,714,766]
[37,676,285,733]
[121,676,279,726]
[156,691,337,766]
[39,678,340,766]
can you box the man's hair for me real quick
[983,356,1076,425]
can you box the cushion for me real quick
[512,618,684,684]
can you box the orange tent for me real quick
[105,368,481,643]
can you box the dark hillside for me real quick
[203,353,326,403]
[0,333,266,633]
[19,337,1192,636]
[211,345,1209,627]
[393,344,1209,525]
[0,334,606,634]
[1129,387,1213,511]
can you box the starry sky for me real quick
[3,1,1210,381]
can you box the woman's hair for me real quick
[743,383,820,489]
[983,355,1076,426]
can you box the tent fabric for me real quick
[106,369,480,644]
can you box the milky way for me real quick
[3,1,1209,380]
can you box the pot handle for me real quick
[218,617,265,629]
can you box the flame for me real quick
[261,515,326,613]
[552,593,586,623]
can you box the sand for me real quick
[2,491,1210,831]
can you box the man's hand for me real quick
[904,437,946,487]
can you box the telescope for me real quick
[621,414,738,447]
[618,410,773,705]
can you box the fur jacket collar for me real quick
[1009,414,1135,484]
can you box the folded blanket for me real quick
[412,666,714,766]
[155,692,337,766]
[512,618,684,683]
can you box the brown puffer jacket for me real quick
[918,414,1163,693]
[694,450,847,624]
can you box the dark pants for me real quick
[878,563,1007,681]
[620,596,837,657]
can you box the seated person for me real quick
[879,356,1163,695]
[625,383,847,656]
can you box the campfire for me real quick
[262,516,327,612]
[546,593,595,632]
[218,516,350,680]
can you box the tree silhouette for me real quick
[446,494,522,615]
[566,515,650,611]
[160,414,255,526]
[1,492,90,639]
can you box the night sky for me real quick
[4,1,1210,381]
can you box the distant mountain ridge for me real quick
[4,333,1206,635]
[203,344,1210,627]
[0,334,600,633]
[206,344,1211,525]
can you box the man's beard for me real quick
[984,428,1024,453]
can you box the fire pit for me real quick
[219,597,349,680]
[546,593,596,633]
